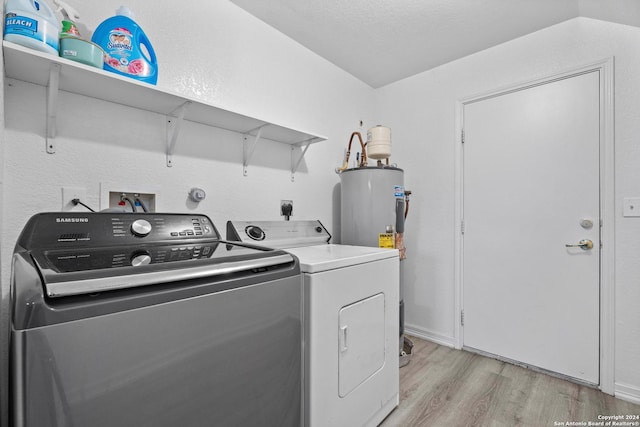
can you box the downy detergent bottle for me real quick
[4,0,60,55]
[91,6,157,84]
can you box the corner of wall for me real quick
[615,382,640,405]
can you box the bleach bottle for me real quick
[4,0,60,55]
[91,6,157,84]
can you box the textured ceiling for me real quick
[230,0,640,88]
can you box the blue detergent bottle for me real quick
[91,6,157,84]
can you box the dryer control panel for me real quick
[226,220,331,249]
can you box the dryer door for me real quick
[338,292,385,397]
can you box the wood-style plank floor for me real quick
[380,336,640,427]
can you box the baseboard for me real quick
[615,382,640,405]
[404,324,456,348]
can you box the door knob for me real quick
[565,239,593,250]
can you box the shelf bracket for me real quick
[46,63,61,154]
[243,124,268,176]
[166,101,191,167]
[290,139,315,181]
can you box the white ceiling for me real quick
[230,0,640,88]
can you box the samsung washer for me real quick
[8,212,303,427]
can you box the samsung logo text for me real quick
[56,218,89,223]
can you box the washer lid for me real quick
[32,244,295,298]
[285,244,398,273]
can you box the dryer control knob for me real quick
[131,252,152,267]
[245,225,265,241]
[131,219,152,237]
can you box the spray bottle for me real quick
[53,0,80,37]
[52,0,103,68]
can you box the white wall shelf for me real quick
[3,41,326,175]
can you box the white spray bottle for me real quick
[53,0,80,37]
[53,0,103,68]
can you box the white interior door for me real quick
[462,71,601,384]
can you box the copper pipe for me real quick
[353,132,368,166]
[335,132,368,172]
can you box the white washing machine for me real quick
[226,220,399,427]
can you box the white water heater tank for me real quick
[366,126,392,160]
[340,166,404,248]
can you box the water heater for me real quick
[340,166,404,247]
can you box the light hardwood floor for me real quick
[380,336,640,427]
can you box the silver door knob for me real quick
[565,239,593,250]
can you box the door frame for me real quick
[453,58,615,394]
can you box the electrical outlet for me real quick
[280,200,293,218]
[62,187,86,211]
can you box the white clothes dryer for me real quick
[226,220,399,427]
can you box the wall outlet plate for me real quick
[62,186,86,211]
[280,200,293,217]
[108,191,156,212]
[100,182,160,212]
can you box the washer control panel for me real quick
[41,243,221,272]
[18,213,220,249]
[109,215,214,242]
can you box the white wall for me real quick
[376,17,640,401]
[0,0,375,283]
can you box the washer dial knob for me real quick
[131,252,152,267]
[131,219,152,237]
